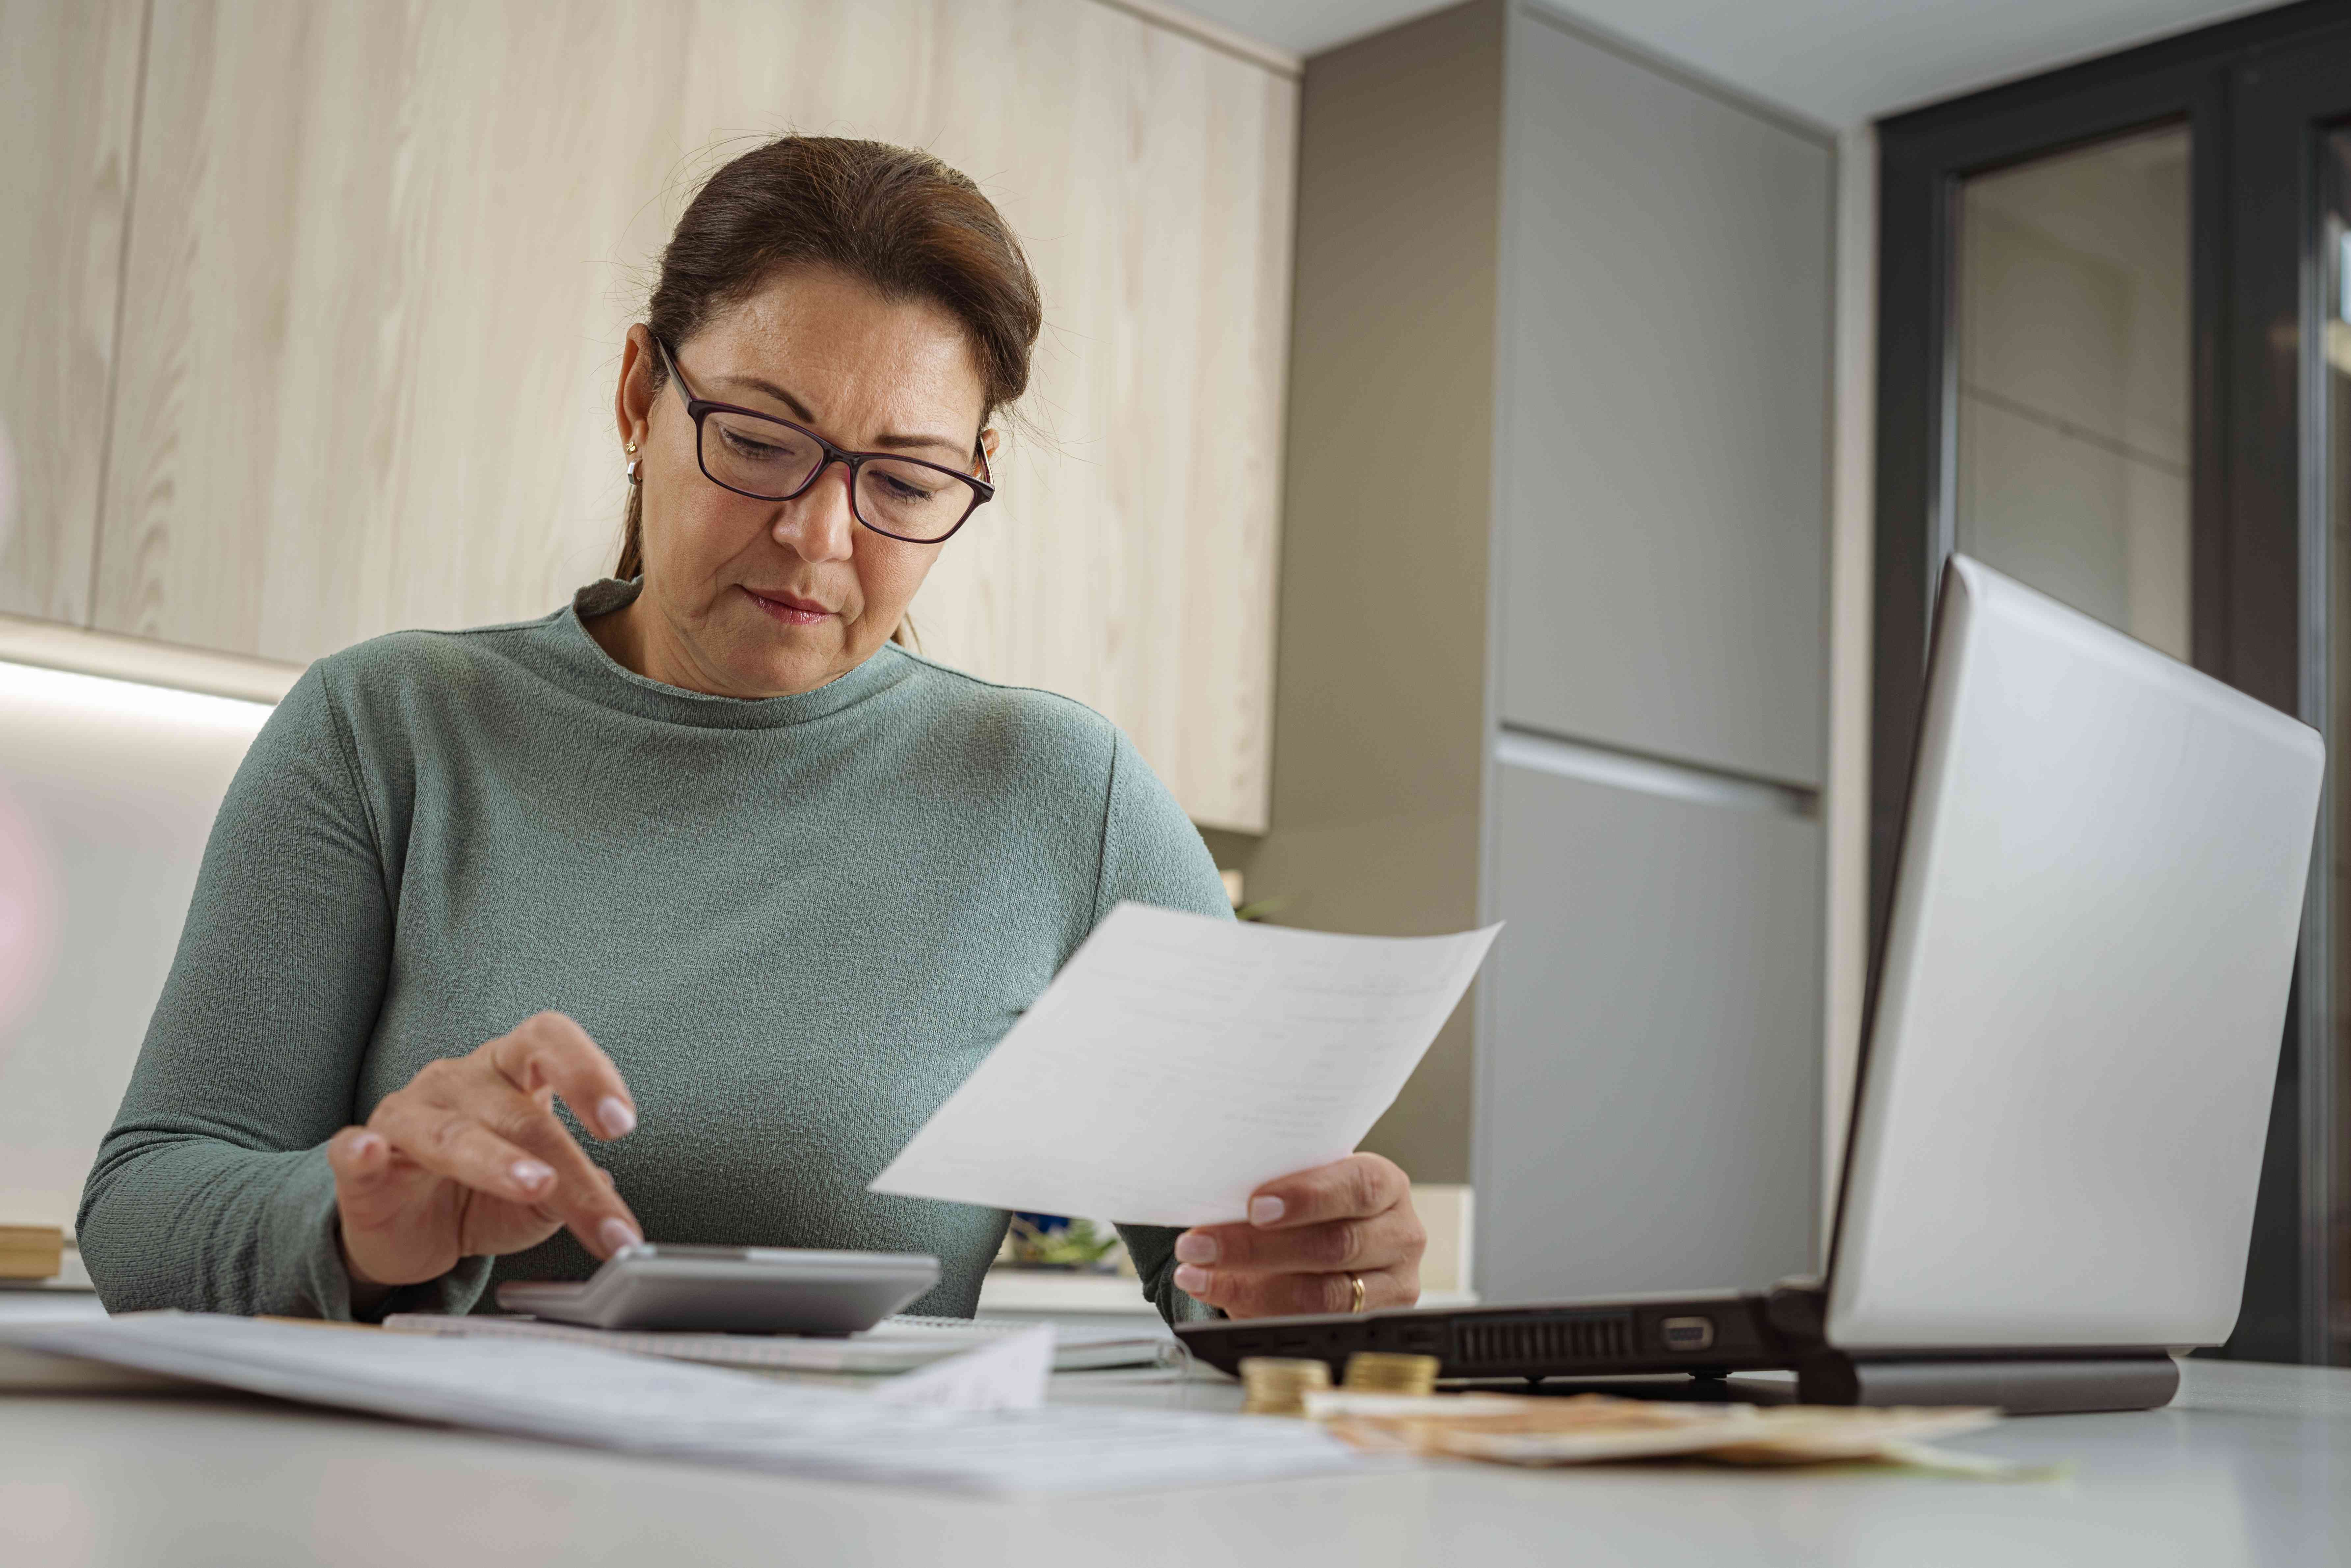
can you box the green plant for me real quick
[1002,1214,1124,1270]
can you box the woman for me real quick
[79,137,1426,1325]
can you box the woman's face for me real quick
[609,267,994,698]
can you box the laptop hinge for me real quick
[1793,1349,2179,1413]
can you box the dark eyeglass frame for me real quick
[653,336,995,544]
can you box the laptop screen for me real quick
[1825,555,2321,1350]
[1824,557,2323,1354]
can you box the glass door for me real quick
[2231,32,2351,1368]
[1878,7,2351,1364]
[2320,117,2351,1367]
[1949,124,2194,658]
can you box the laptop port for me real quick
[1661,1316,1715,1352]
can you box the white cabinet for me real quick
[1481,749,1822,1300]
[1244,1,1832,1285]
[1497,16,1832,789]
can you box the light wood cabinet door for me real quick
[0,0,147,624]
[91,0,1291,829]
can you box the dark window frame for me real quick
[1871,0,2351,1364]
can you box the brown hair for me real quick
[614,137,1043,623]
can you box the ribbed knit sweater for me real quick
[78,579,1223,1324]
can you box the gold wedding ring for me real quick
[1349,1273,1366,1314]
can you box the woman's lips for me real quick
[742,586,836,627]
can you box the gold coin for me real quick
[1342,1351,1440,1396]
[1239,1356,1333,1416]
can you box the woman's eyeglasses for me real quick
[654,337,994,544]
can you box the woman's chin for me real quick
[724,638,848,698]
[699,603,837,695]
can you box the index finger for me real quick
[1247,1152,1408,1229]
[487,1012,638,1140]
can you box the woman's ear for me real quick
[614,324,656,454]
[979,427,1001,464]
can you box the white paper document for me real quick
[0,1313,1358,1496]
[870,903,1500,1227]
[874,1323,1054,1411]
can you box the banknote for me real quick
[1302,1390,2003,1468]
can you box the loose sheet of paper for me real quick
[874,1323,1054,1411]
[0,1313,1358,1496]
[870,903,1500,1227]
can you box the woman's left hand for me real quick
[1170,1153,1424,1318]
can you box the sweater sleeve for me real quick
[1088,729,1235,1327]
[76,664,489,1319]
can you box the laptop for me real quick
[1176,555,2325,1412]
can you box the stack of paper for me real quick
[0,1313,1360,1495]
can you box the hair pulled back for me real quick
[615,136,1043,583]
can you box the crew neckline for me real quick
[530,578,916,730]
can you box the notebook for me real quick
[383,1311,1178,1373]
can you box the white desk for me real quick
[2,1294,2344,1568]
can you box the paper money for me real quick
[1303,1391,2003,1468]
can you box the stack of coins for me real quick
[1342,1351,1441,1396]
[1238,1356,1333,1416]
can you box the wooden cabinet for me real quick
[2,0,1294,831]
[0,0,145,625]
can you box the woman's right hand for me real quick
[325,1012,645,1301]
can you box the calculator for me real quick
[494,1244,941,1335]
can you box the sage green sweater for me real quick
[78,579,1225,1324]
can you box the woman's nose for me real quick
[771,461,857,562]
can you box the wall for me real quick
[0,668,267,1230]
[1825,122,1876,1231]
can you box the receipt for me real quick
[870,903,1499,1227]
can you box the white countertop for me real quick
[2,1292,2343,1568]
